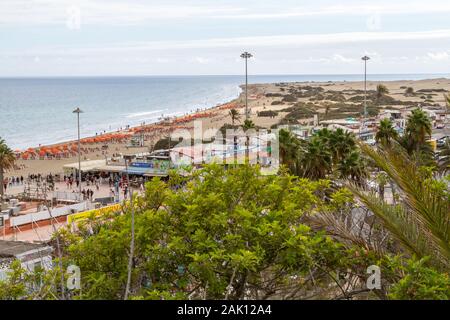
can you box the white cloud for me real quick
[0,0,243,26]
[332,54,355,63]
[25,29,450,54]
[427,51,450,61]
[211,1,450,20]
[190,57,211,64]
[2,0,450,26]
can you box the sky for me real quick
[1,0,450,76]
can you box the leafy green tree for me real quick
[64,165,359,300]
[0,260,66,300]
[0,261,27,300]
[0,138,15,199]
[388,257,450,300]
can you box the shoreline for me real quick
[4,77,450,178]
[12,76,450,151]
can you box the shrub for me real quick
[389,258,450,300]
[257,110,279,117]
[282,95,297,103]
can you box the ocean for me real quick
[1,74,449,150]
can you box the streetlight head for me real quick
[362,56,370,61]
[72,107,83,114]
[241,52,253,59]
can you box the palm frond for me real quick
[350,142,450,270]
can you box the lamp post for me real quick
[124,154,135,300]
[72,108,83,198]
[240,52,253,121]
[362,56,370,121]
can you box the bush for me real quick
[257,110,279,117]
[282,95,297,103]
[389,258,450,300]
[265,93,283,98]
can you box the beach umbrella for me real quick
[39,150,46,157]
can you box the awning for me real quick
[94,165,126,173]
[63,160,107,172]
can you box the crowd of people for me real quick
[3,173,56,193]
[2,176,25,192]
[4,169,148,204]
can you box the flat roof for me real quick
[0,240,50,258]
[63,159,107,172]
[94,164,126,173]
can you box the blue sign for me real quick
[131,162,152,168]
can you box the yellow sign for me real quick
[67,204,122,224]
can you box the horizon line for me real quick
[1,72,449,79]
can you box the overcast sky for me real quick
[1,0,450,76]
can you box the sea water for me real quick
[0,74,448,149]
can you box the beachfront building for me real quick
[63,154,171,181]
[0,240,53,281]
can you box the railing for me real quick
[10,202,88,227]
[53,191,82,202]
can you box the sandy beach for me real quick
[5,78,450,179]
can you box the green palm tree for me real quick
[375,118,399,146]
[438,138,450,173]
[229,108,241,126]
[349,143,450,270]
[376,84,389,99]
[242,119,256,164]
[242,119,255,131]
[376,172,389,200]
[0,138,15,199]
[279,129,302,175]
[324,105,330,121]
[337,150,367,183]
[329,128,356,164]
[402,108,432,153]
[445,94,450,110]
[301,137,332,180]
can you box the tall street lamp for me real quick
[124,154,135,300]
[240,52,253,121]
[72,107,83,197]
[362,56,370,121]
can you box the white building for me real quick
[0,240,53,281]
